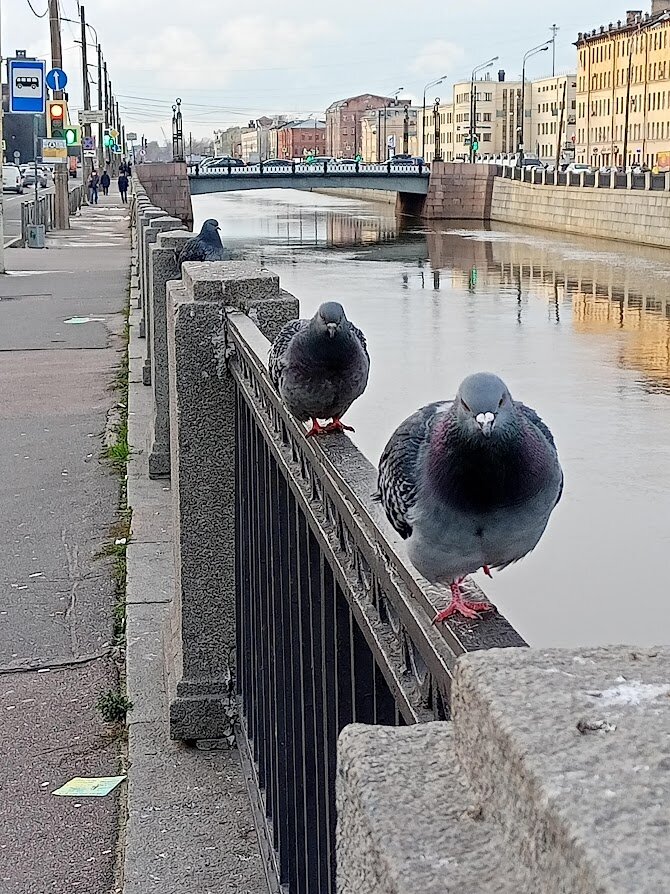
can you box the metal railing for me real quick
[228,311,525,894]
[191,160,427,177]
[18,184,84,245]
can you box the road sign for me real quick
[9,58,46,114]
[110,128,119,139]
[387,135,396,149]
[83,135,96,151]
[83,150,97,159]
[126,132,138,141]
[42,138,67,160]
[78,108,105,125]
[46,67,68,92]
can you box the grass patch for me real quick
[97,689,134,723]
[104,421,130,468]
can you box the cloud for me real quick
[410,40,466,80]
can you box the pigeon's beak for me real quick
[475,412,495,437]
[326,323,337,338]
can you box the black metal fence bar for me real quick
[229,310,525,894]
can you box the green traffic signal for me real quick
[103,132,112,147]
[65,128,76,146]
[472,140,479,152]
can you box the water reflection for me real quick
[194,189,670,648]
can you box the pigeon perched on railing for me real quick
[176,218,232,268]
[376,372,563,623]
[269,301,370,436]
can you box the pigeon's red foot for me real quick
[306,419,328,437]
[483,565,493,578]
[323,417,355,434]
[432,580,495,624]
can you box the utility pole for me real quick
[80,6,91,185]
[555,79,567,168]
[48,0,69,229]
[550,24,559,77]
[103,62,109,167]
[97,43,104,171]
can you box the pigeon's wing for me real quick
[268,319,305,390]
[517,402,564,508]
[375,402,451,539]
[349,323,370,363]
[176,237,203,267]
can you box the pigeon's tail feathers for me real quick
[376,401,451,540]
[268,318,305,390]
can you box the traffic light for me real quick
[472,139,479,153]
[47,101,66,139]
[64,125,81,147]
[103,131,113,148]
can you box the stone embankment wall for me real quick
[490,177,670,248]
[136,162,194,228]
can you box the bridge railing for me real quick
[145,227,526,892]
[497,163,670,191]
[194,160,428,177]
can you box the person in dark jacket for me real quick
[87,170,99,204]
[100,170,111,195]
[118,172,129,203]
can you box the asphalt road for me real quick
[2,175,83,245]
[0,196,130,893]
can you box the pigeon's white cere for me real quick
[475,412,495,426]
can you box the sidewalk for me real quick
[122,216,267,892]
[0,194,129,893]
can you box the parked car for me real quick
[202,156,245,168]
[336,157,358,166]
[2,163,23,193]
[22,168,49,188]
[262,158,294,169]
[565,163,593,174]
[306,156,336,164]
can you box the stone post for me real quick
[141,215,184,386]
[166,261,298,741]
[147,229,192,479]
[644,171,652,190]
[137,207,165,328]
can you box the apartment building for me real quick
[575,3,670,168]
[325,94,397,157]
[531,75,577,163]
[420,72,526,162]
[360,105,419,161]
[277,120,326,158]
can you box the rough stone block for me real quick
[182,261,280,303]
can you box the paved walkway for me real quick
[0,194,130,893]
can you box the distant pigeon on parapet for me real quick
[376,372,563,623]
[269,301,370,436]
[176,218,232,268]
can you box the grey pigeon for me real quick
[176,218,231,268]
[269,301,370,436]
[376,372,563,622]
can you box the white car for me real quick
[2,163,23,193]
[565,163,592,174]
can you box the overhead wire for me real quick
[24,0,49,17]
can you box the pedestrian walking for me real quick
[87,170,99,204]
[100,170,111,196]
[118,172,129,203]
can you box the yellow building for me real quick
[575,3,670,168]
[530,75,577,163]
[360,106,419,161]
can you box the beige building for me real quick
[213,126,242,157]
[420,73,527,162]
[575,3,670,168]
[530,75,577,163]
[360,106,419,161]
[240,126,259,163]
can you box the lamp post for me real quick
[518,42,551,163]
[383,87,404,161]
[469,56,498,162]
[433,97,442,161]
[423,74,447,159]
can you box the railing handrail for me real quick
[227,311,526,720]
[192,162,428,178]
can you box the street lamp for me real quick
[423,74,447,159]
[383,87,404,161]
[519,42,551,162]
[469,56,498,162]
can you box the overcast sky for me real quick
[5,0,625,143]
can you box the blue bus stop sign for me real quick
[9,59,46,114]
[46,67,68,92]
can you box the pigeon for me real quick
[176,218,231,268]
[376,372,563,623]
[269,301,370,436]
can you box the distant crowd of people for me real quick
[87,158,132,204]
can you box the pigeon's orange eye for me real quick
[461,399,470,412]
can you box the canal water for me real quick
[193,189,670,649]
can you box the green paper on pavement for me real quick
[52,775,126,797]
